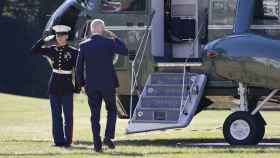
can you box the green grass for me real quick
[1,93,280,158]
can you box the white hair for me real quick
[91,19,105,33]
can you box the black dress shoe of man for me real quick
[64,143,71,148]
[51,143,65,147]
[94,140,102,152]
[94,144,102,152]
[103,139,115,149]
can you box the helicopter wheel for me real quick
[223,111,265,145]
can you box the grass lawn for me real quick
[0,93,280,158]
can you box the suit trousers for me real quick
[49,95,73,145]
[87,90,117,143]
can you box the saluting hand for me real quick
[103,30,117,39]
[43,35,56,42]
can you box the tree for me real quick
[0,0,66,97]
[0,0,7,16]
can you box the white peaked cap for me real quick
[52,25,71,33]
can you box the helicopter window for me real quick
[253,0,280,25]
[209,0,237,25]
[100,0,146,13]
[82,21,92,39]
[44,1,81,40]
[263,0,279,18]
[78,0,96,9]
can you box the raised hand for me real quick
[103,30,117,39]
[44,35,56,42]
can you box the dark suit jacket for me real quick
[76,34,128,92]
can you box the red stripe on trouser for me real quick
[69,107,73,144]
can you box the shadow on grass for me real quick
[2,138,280,157]
[0,152,144,157]
[0,147,184,157]
[74,138,280,149]
[0,139,50,143]
[3,138,280,149]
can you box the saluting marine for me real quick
[31,25,80,147]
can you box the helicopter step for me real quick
[156,62,202,68]
[133,96,181,123]
[126,72,207,134]
[145,85,191,96]
[150,72,198,85]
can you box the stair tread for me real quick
[147,84,192,87]
[132,109,181,123]
[140,101,182,109]
[142,95,182,98]
[150,73,197,85]
[137,106,180,111]
[132,120,179,123]
[145,87,191,97]
[151,72,196,75]
[150,74,199,77]
[156,62,202,67]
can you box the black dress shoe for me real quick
[51,143,65,147]
[64,144,71,148]
[94,144,102,153]
[94,140,102,152]
[103,139,115,149]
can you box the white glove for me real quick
[113,54,119,64]
[43,35,55,42]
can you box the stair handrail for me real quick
[179,19,206,116]
[129,10,156,119]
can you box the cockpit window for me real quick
[82,21,92,39]
[100,0,146,13]
[44,0,81,40]
[209,0,237,25]
[263,0,279,18]
[253,0,280,25]
[78,0,96,10]
[210,0,280,25]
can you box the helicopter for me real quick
[42,0,280,145]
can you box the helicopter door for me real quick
[169,0,208,60]
[152,0,208,62]
[97,0,148,62]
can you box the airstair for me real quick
[126,0,208,134]
[127,72,207,133]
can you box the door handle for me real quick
[126,22,134,26]
[138,22,144,27]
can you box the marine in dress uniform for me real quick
[31,25,80,147]
[76,19,128,152]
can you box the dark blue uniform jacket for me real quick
[76,35,128,92]
[31,38,79,96]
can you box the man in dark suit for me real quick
[76,19,128,152]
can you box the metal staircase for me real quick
[126,5,208,134]
[127,72,207,134]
